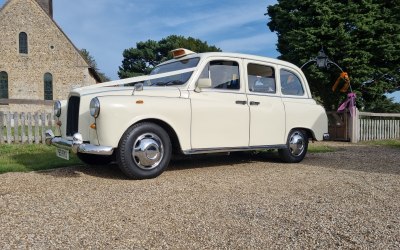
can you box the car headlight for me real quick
[90,97,100,118]
[54,101,61,117]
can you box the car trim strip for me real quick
[183,144,287,155]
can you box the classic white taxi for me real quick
[46,49,329,179]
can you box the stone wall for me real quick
[0,0,97,113]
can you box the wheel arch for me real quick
[287,127,316,141]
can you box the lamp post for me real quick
[301,47,343,72]
[316,48,328,68]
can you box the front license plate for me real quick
[56,148,70,160]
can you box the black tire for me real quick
[279,129,308,163]
[77,153,113,166]
[116,122,172,179]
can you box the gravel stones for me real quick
[0,142,399,249]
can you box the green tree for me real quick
[80,49,110,82]
[118,35,221,78]
[267,0,400,112]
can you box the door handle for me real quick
[235,100,247,105]
[250,101,260,106]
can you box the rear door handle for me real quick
[235,100,247,105]
[250,101,260,106]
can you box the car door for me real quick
[190,58,250,149]
[245,60,286,146]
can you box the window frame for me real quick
[247,62,277,95]
[197,59,242,92]
[279,68,305,97]
[0,71,9,99]
[44,72,53,100]
[19,32,28,54]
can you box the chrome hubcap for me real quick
[289,132,305,156]
[132,133,164,170]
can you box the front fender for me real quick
[94,96,192,150]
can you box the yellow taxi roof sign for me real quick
[171,48,196,59]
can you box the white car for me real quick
[46,49,329,179]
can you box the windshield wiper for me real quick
[151,80,184,86]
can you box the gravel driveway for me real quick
[0,142,399,249]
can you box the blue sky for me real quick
[5,0,279,80]
[1,0,399,101]
[55,0,278,80]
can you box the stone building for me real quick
[0,0,101,113]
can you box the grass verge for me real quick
[361,139,400,148]
[0,144,82,174]
[308,143,336,153]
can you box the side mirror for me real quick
[195,78,212,92]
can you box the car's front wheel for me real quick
[279,129,308,163]
[116,122,172,179]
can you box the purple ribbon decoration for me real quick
[337,92,356,116]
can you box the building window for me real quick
[44,73,53,100]
[19,32,28,54]
[0,71,8,99]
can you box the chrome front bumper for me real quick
[45,130,114,156]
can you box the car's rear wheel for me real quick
[279,129,308,163]
[117,122,172,179]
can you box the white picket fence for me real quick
[0,111,55,144]
[358,112,400,141]
[2,110,400,144]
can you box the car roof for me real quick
[158,51,301,70]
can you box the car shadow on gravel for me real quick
[37,152,283,179]
[36,146,400,179]
[167,151,283,171]
[38,164,129,180]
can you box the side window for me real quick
[0,71,8,99]
[199,60,240,90]
[280,69,304,96]
[44,73,53,100]
[248,63,276,94]
[19,32,28,54]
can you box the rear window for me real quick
[280,69,304,96]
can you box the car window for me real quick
[280,69,304,96]
[248,64,276,94]
[199,60,240,90]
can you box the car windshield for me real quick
[146,57,200,86]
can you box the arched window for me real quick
[0,71,8,99]
[44,73,53,100]
[19,32,28,54]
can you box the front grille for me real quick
[66,96,80,136]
